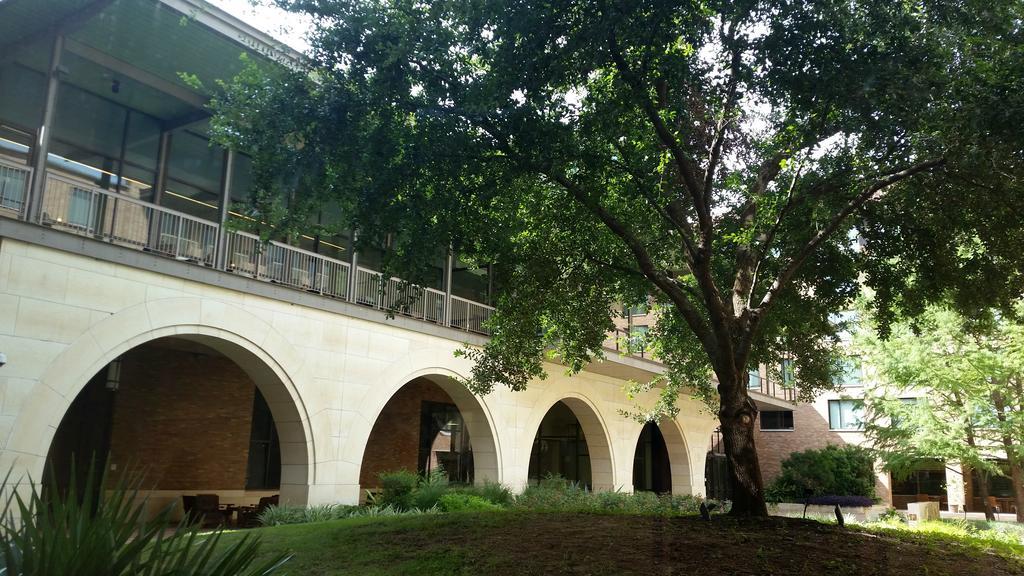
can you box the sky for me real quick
[208,0,313,52]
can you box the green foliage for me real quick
[857,302,1024,483]
[410,468,451,511]
[209,0,1024,424]
[437,493,502,513]
[512,475,713,515]
[258,503,357,526]
[454,481,513,508]
[377,469,420,510]
[765,445,877,502]
[0,466,289,575]
[211,0,1024,514]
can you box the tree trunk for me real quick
[718,367,769,517]
[977,469,996,522]
[1010,463,1024,523]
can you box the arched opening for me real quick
[633,422,672,493]
[528,399,613,490]
[43,335,309,522]
[359,376,498,493]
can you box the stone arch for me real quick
[344,350,502,489]
[525,393,616,491]
[8,297,315,505]
[628,418,693,495]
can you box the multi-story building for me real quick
[749,318,1016,515]
[0,0,804,519]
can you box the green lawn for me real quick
[218,512,1024,575]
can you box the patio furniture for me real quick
[237,495,279,528]
[194,494,230,527]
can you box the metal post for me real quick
[215,149,233,269]
[108,112,131,241]
[443,248,454,327]
[25,34,63,223]
[348,231,359,303]
[486,263,494,306]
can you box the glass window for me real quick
[245,388,281,490]
[164,130,223,220]
[760,411,794,431]
[67,187,95,229]
[629,325,648,352]
[834,357,862,387]
[0,64,46,132]
[781,359,795,388]
[892,461,945,496]
[748,368,762,390]
[452,257,489,303]
[626,303,648,317]
[828,399,865,430]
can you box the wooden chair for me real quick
[194,493,229,528]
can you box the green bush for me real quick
[378,469,420,510]
[511,475,718,516]
[411,468,451,511]
[0,466,289,575]
[259,503,358,526]
[454,481,513,507]
[438,493,502,512]
[765,445,877,503]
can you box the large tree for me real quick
[208,0,1024,516]
[859,304,1024,522]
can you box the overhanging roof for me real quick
[0,0,300,124]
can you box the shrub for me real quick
[438,493,502,512]
[805,495,874,508]
[454,481,513,507]
[411,468,451,511]
[259,503,357,526]
[765,445,877,502]
[378,469,420,510]
[1,465,289,575]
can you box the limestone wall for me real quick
[0,236,718,505]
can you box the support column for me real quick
[215,149,234,269]
[443,249,454,326]
[25,34,63,223]
[347,231,359,302]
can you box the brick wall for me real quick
[108,340,257,490]
[754,399,893,504]
[359,378,455,488]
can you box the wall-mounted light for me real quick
[0,352,7,367]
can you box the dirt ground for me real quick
[251,512,1024,575]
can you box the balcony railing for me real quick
[748,373,798,403]
[0,166,496,336]
[0,159,30,215]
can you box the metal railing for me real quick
[748,372,798,403]
[227,230,351,299]
[450,295,494,334]
[41,173,218,266]
[0,160,31,216]
[3,165,500,337]
[605,326,647,358]
[354,266,450,325]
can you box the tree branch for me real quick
[755,158,945,314]
[606,31,709,235]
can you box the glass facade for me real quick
[632,422,671,493]
[828,399,865,430]
[528,401,592,488]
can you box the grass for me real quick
[219,511,1024,575]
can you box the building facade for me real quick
[0,0,819,518]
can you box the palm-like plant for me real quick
[0,463,290,575]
